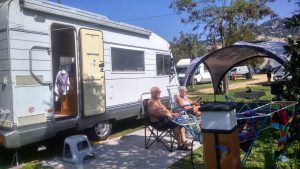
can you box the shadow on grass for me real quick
[264,151,276,169]
[169,147,205,169]
[251,81,271,86]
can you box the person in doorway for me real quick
[147,86,191,151]
[175,86,201,117]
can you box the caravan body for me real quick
[176,59,211,85]
[0,0,178,148]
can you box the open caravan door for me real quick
[80,29,105,116]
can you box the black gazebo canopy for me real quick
[183,41,289,94]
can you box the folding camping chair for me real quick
[167,85,180,111]
[141,93,175,152]
[225,95,269,164]
[172,114,202,169]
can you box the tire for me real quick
[86,121,112,141]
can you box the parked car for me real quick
[176,59,211,85]
[229,66,252,79]
[273,66,292,81]
[251,67,261,74]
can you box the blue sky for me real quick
[54,0,297,41]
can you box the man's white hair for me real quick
[179,86,187,91]
[150,86,160,93]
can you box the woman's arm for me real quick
[175,96,193,110]
[187,97,200,106]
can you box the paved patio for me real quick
[42,129,202,169]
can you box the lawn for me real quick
[171,85,300,169]
[169,128,300,169]
[189,85,272,103]
[187,77,258,93]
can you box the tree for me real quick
[170,31,207,63]
[170,31,208,87]
[284,1,300,100]
[170,0,277,93]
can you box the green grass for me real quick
[21,161,53,169]
[169,127,300,169]
[187,83,213,92]
[171,84,300,169]
[187,77,260,93]
[189,85,272,103]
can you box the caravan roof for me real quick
[176,59,191,67]
[20,0,151,36]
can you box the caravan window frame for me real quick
[110,47,145,73]
[156,54,171,76]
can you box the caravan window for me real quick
[195,68,200,75]
[111,48,145,72]
[156,54,171,75]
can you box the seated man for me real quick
[147,86,191,151]
[175,86,201,117]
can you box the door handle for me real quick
[99,63,104,67]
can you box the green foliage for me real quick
[170,31,208,63]
[22,162,53,169]
[170,0,276,47]
[284,5,300,100]
[285,14,300,31]
[170,117,300,169]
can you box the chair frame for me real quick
[141,95,175,152]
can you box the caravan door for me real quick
[80,29,105,116]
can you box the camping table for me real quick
[234,90,265,113]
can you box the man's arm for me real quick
[148,100,172,118]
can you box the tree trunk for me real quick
[190,74,195,88]
[222,74,228,95]
[246,63,253,79]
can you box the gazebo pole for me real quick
[214,93,216,102]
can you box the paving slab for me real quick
[42,129,202,169]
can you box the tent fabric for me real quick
[183,41,289,94]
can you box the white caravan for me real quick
[0,0,179,148]
[176,59,211,85]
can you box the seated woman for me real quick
[147,86,191,151]
[175,86,201,117]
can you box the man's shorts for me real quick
[152,118,178,130]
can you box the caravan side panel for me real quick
[8,0,53,128]
[0,0,13,130]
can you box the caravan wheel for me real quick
[87,121,112,141]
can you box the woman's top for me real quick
[174,96,191,113]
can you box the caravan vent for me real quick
[18,114,46,126]
[16,75,43,86]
